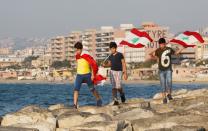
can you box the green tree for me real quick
[51,60,71,69]
[22,56,39,68]
[196,59,208,67]
[130,60,157,69]
[3,64,22,70]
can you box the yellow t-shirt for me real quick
[77,58,91,74]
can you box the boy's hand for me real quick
[123,72,128,80]
[91,75,95,81]
[101,63,105,67]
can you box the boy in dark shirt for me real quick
[102,42,127,105]
[149,38,184,104]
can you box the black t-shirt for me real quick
[155,47,175,71]
[108,52,124,71]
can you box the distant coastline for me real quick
[0,79,208,84]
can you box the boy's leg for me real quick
[166,70,173,100]
[73,74,83,108]
[73,91,79,108]
[118,88,126,103]
[159,70,167,104]
[110,71,118,102]
[116,71,126,103]
[85,73,102,106]
[112,88,118,99]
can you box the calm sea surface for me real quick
[0,83,208,116]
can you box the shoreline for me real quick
[0,79,208,84]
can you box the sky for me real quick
[0,0,207,38]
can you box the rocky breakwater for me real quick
[0,88,208,131]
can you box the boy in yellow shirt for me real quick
[73,42,102,109]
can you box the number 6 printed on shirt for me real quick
[161,50,170,68]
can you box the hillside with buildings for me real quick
[0,37,48,50]
[0,22,208,82]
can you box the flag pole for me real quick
[101,54,111,66]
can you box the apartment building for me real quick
[0,48,12,55]
[65,31,82,68]
[195,36,208,60]
[82,29,97,58]
[95,26,115,61]
[0,55,24,68]
[50,36,65,62]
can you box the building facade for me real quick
[64,32,82,68]
[95,26,115,61]
[195,36,208,60]
[50,36,65,62]
[0,56,24,68]
[0,48,12,55]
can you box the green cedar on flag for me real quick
[170,31,204,48]
[120,28,153,48]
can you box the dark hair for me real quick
[74,42,83,49]
[109,42,117,48]
[158,38,166,44]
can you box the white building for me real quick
[0,55,24,68]
[95,27,115,61]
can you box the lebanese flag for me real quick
[120,28,153,48]
[170,31,204,48]
[75,51,106,85]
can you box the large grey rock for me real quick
[57,110,113,128]
[79,105,116,117]
[51,107,76,118]
[48,104,65,111]
[83,113,112,123]
[145,126,206,131]
[152,88,208,100]
[0,127,39,131]
[1,105,56,131]
[69,120,133,131]
[131,111,208,131]
[57,111,92,128]
[114,108,154,121]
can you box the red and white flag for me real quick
[170,31,204,48]
[120,28,153,48]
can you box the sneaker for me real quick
[167,94,173,100]
[113,100,119,105]
[97,99,102,107]
[73,104,78,109]
[163,98,167,104]
[120,94,126,103]
[112,97,119,105]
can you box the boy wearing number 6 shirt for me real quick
[149,38,184,104]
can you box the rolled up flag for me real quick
[120,28,153,48]
[170,31,204,48]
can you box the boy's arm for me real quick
[174,47,185,55]
[121,58,127,80]
[149,49,158,60]
[91,67,94,80]
[102,60,111,68]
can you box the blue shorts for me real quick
[74,73,95,91]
